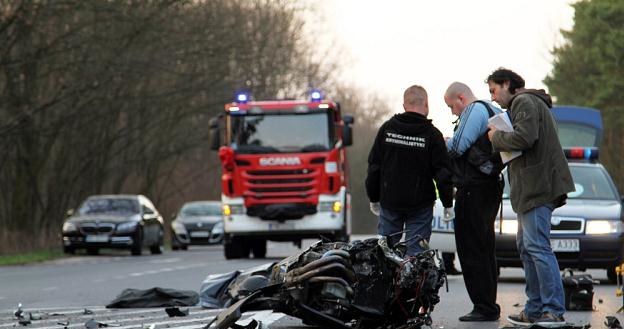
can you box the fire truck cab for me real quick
[210,92,354,259]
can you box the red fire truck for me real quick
[209,91,354,259]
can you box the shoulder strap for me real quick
[472,100,495,118]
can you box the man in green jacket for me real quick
[486,68,574,328]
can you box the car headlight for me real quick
[586,220,621,235]
[223,204,244,216]
[62,221,77,233]
[211,221,223,235]
[172,221,187,234]
[116,222,138,233]
[493,219,518,235]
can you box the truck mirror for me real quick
[342,125,353,147]
[209,117,221,151]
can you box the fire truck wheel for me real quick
[252,240,267,258]
[334,230,350,242]
[224,237,245,259]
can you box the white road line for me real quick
[42,286,58,292]
[148,258,181,264]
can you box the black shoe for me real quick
[446,267,462,275]
[458,311,500,322]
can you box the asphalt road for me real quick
[1,238,624,328]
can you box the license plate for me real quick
[190,231,209,238]
[268,222,295,231]
[86,235,109,243]
[551,239,579,252]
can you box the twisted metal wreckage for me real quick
[207,237,446,329]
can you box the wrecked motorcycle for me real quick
[209,237,446,329]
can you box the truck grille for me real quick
[243,168,318,199]
[80,223,115,235]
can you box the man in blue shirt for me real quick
[444,82,504,322]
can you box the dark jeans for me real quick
[378,206,433,256]
[455,180,502,316]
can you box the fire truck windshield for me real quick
[230,111,332,154]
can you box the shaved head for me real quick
[403,85,427,107]
[443,82,477,116]
[445,82,475,99]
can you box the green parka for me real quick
[491,90,575,213]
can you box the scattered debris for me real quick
[84,319,120,329]
[107,287,198,308]
[599,299,604,304]
[18,319,31,326]
[513,303,521,307]
[164,307,189,317]
[14,303,24,319]
[230,319,258,329]
[83,309,94,315]
[142,324,155,329]
[605,316,623,329]
[57,321,70,329]
[501,324,590,329]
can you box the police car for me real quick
[495,147,623,282]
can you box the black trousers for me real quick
[454,179,502,316]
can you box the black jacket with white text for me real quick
[366,112,453,211]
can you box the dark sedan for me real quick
[61,195,164,255]
[171,201,223,250]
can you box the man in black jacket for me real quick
[366,85,454,256]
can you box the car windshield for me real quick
[229,111,332,154]
[181,203,221,216]
[502,165,618,200]
[78,198,140,215]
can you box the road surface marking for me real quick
[42,286,58,292]
[149,258,181,264]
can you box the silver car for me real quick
[495,161,623,281]
[171,201,223,250]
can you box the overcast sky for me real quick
[317,0,576,135]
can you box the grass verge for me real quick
[0,249,65,266]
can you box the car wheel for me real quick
[131,228,143,256]
[172,244,179,251]
[607,267,620,283]
[86,247,99,255]
[252,240,267,258]
[63,246,75,254]
[150,229,164,255]
[181,245,188,250]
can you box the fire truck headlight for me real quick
[319,201,342,213]
[332,201,342,213]
[223,204,244,216]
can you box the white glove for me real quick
[370,202,381,216]
[443,207,455,222]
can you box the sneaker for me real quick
[507,310,536,326]
[534,312,566,328]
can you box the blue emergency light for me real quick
[236,93,249,103]
[310,90,322,102]
[563,147,599,160]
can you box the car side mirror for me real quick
[66,209,75,217]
